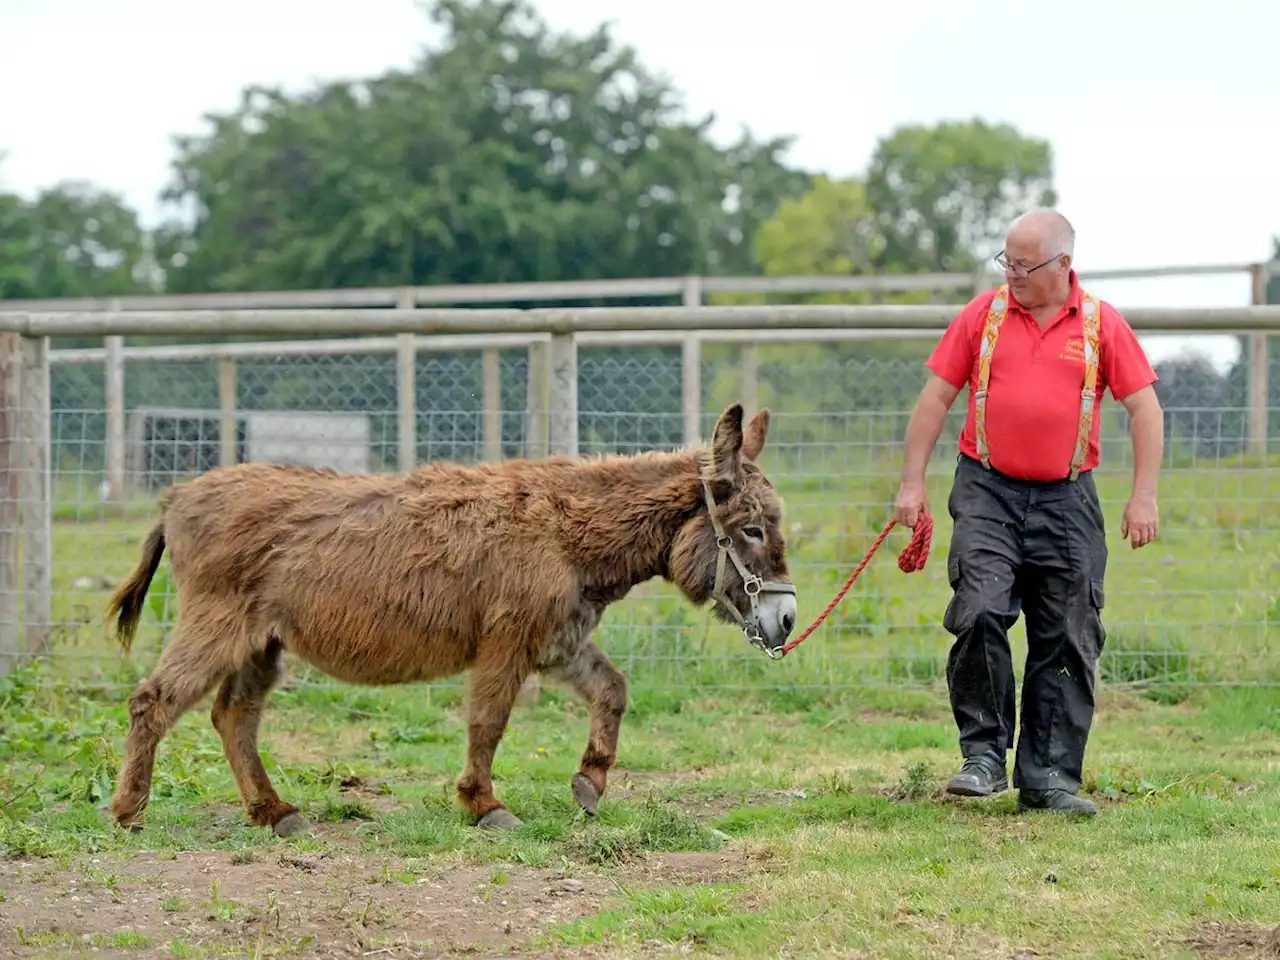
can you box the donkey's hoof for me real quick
[477,808,523,830]
[273,812,314,838]
[105,803,145,834]
[571,773,600,816]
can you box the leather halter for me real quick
[699,475,797,659]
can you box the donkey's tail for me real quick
[106,521,167,656]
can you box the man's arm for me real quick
[1120,384,1163,501]
[1101,305,1163,548]
[894,375,963,528]
[1118,384,1163,548]
[900,375,963,489]
[894,296,982,527]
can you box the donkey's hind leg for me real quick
[547,640,628,816]
[109,620,236,831]
[209,636,308,837]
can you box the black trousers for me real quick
[942,454,1108,793]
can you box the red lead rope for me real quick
[777,512,934,658]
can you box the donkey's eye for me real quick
[742,525,766,544]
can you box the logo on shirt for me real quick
[1059,336,1086,363]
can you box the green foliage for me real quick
[4,4,1276,547]
[698,119,1059,439]
[865,117,1056,273]
[149,0,807,295]
[0,178,153,302]
[751,175,883,291]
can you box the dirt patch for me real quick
[1183,921,1280,958]
[0,848,619,958]
[0,836,780,960]
[627,848,780,887]
[325,774,405,818]
[606,768,807,820]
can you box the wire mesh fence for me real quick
[13,329,1280,693]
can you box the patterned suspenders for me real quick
[972,284,1102,481]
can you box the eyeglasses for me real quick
[994,251,1064,276]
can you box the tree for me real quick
[716,119,1056,301]
[751,175,882,294]
[865,118,1056,274]
[1153,353,1241,461]
[153,0,809,295]
[702,120,1056,458]
[21,181,153,300]
[0,160,152,305]
[0,190,30,300]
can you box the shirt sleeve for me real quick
[1100,304,1159,400]
[925,293,988,389]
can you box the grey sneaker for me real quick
[945,753,1009,797]
[1017,788,1098,816]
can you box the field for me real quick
[1,460,1278,958]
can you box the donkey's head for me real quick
[670,403,797,657]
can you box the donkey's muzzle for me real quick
[752,581,798,652]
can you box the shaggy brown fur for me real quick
[104,403,795,835]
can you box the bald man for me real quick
[894,210,1164,816]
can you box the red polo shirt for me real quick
[926,271,1158,482]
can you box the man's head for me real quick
[999,209,1075,309]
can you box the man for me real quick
[893,209,1164,816]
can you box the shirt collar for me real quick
[1008,269,1082,315]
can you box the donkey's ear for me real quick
[706,403,745,494]
[742,408,770,461]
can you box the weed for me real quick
[890,760,935,801]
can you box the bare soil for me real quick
[1183,922,1280,959]
[0,836,767,959]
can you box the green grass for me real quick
[1,452,1276,955]
[33,457,1280,691]
[1,664,1278,958]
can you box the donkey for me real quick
[104,403,797,837]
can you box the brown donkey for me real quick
[105,403,797,836]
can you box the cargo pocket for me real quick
[1089,579,1105,610]
[1089,577,1106,657]
[941,554,966,635]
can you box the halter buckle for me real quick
[743,623,782,659]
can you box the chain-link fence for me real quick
[13,328,1280,693]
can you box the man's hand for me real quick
[894,480,930,529]
[894,375,960,530]
[1119,384,1163,551]
[1121,493,1158,549]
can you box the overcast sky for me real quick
[2,0,1275,370]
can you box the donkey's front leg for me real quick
[550,640,628,815]
[457,660,528,829]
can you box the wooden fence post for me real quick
[20,335,51,660]
[482,347,502,462]
[0,332,19,675]
[218,358,237,468]
[524,340,550,459]
[396,289,417,473]
[681,276,702,447]
[549,333,577,455]
[1248,263,1270,461]
[104,329,125,500]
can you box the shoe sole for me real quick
[1016,803,1098,816]
[946,779,1009,797]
